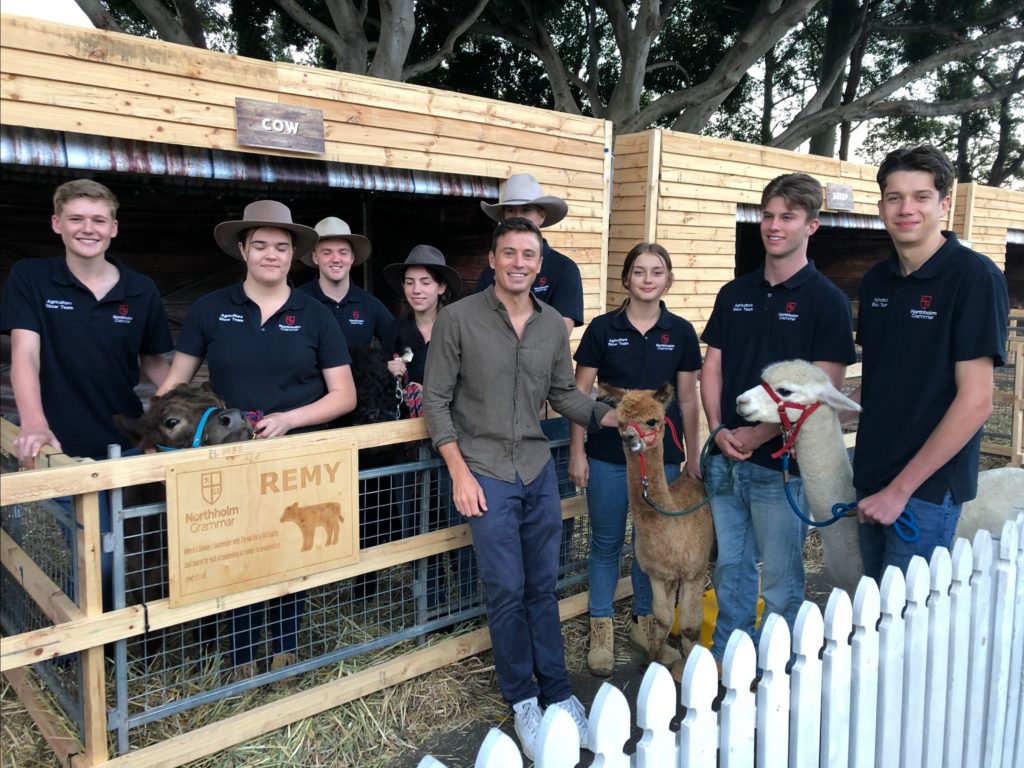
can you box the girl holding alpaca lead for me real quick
[569,242,703,677]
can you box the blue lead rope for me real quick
[155,407,219,452]
[780,452,920,543]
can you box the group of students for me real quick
[1,146,1010,758]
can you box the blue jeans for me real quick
[706,455,808,660]
[469,460,572,706]
[587,458,681,618]
[858,491,961,581]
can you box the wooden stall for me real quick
[608,128,933,330]
[0,13,612,337]
[955,182,1024,307]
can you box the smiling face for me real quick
[51,197,118,262]
[239,226,294,285]
[402,266,446,315]
[312,237,356,285]
[488,229,543,299]
[760,197,818,263]
[624,251,672,303]
[877,169,950,253]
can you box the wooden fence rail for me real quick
[421,515,1024,768]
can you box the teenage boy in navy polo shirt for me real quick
[701,173,855,662]
[297,217,393,347]
[2,179,172,467]
[853,145,1008,578]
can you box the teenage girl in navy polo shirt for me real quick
[569,243,703,677]
[157,200,356,680]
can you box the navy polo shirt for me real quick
[176,284,350,417]
[297,279,394,347]
[854,233,1008,504]
[1,255,173,459]
[476,240,584,326]
[701,261,856,472]
[574,304,702,464]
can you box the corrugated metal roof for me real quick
[736,203,885,230]
[1,126,498,199]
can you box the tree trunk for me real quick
[369,0,417,80]
[956,112,972,183]
[761,46,776,144]
[809,0,858,157]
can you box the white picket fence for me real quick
[419,513,1024,768]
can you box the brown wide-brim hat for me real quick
[300,217,372,267]
[214,200,318,261]
[382,245,462,299]
[480,173,568,228]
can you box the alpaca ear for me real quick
[654,382,674,407]
[819,384,861,414]
[598,384,625,408]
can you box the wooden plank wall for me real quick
[610,129,898,332]
[954,182,1023,270]
[0,14,612,335]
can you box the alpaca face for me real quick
[736,359,860,424]
[600,382,674,455]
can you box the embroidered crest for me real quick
[660,333,670,345]
[118,304,129,316]
[786,301,796,314]
[920,295,932,310]
[538,277,548,286]
[352,310,361,320]
[284,315,296,326]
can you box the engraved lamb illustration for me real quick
[280,501,344,551]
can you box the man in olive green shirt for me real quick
[424,218,613,758]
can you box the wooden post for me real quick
[74,490,108,767]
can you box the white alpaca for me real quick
[735,360,863,593]
[737,359,1024,592]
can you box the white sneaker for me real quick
[513,696,544,760]
[552,694,589,748]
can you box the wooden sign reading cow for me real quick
[166,443,358,606]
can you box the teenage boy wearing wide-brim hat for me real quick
[476,173,583,336]
[296,216,394,348]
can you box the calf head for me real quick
[115,382,253,451]
[599,382,674,455]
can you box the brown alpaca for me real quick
[601,382,715,681]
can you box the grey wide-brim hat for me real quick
[480,173,568,228]
[214,200,318,261]
[300,217,372,267]
[382,245,462,299]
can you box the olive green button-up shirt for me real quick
[424,286,610,485]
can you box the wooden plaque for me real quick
[234,97,325,154]
[166,443,358,607]
[825,182,856,211]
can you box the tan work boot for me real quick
[629,614,682,667]
[587,617,615,677]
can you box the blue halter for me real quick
[155,407,219,452]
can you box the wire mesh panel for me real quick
[0,455,85,741]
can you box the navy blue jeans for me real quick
[858,491,961,580]
[469,460,572,706]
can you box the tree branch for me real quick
[129,0,200,46]
[636,0,820,134]
[771,26,1024,147]
[171,0,208,48]
[773,77,1024,149]
[71,0,125,34]
[402,0,491,80]
[275,0,356,72]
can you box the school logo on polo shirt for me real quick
[655,333,675,352]
[777,301,799,322]
[279,314,301,332]
[534,277,550,294]
[349,310,364,327]
[112,303,134,324]
[910,295,937,320]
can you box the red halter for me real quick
[760,381,821,459]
